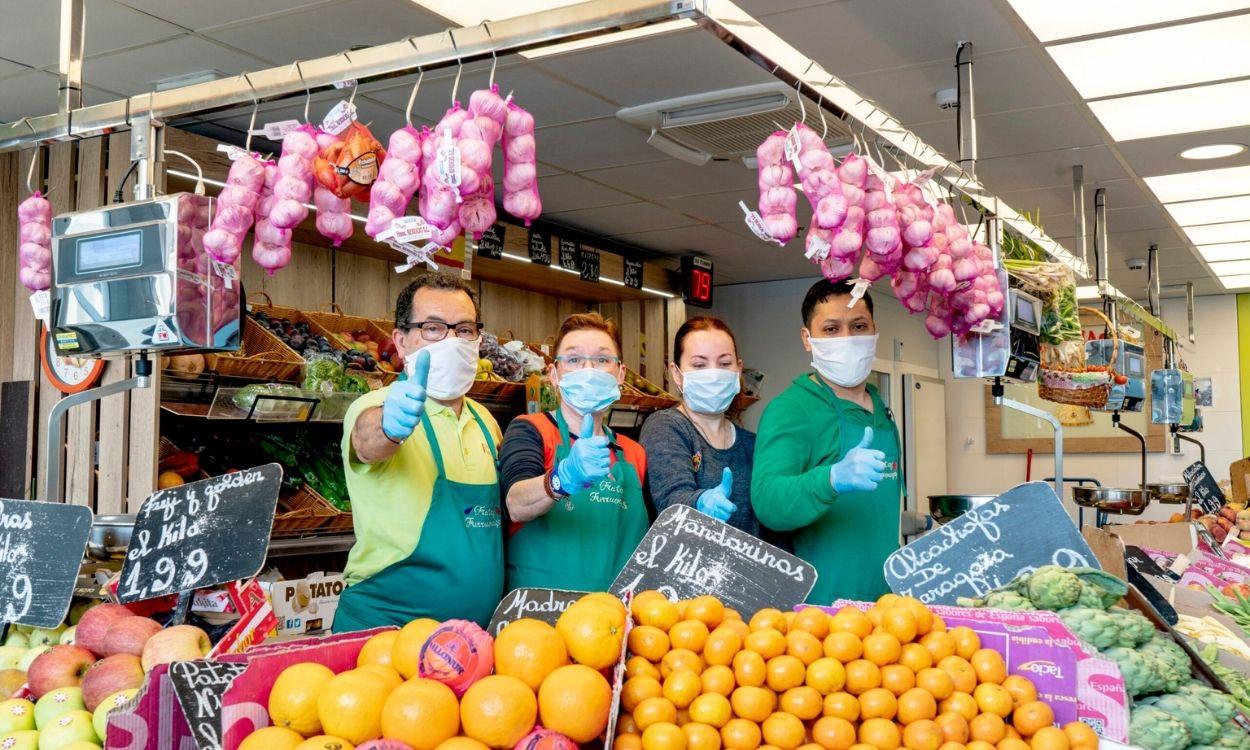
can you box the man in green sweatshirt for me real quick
[751,278,901,604]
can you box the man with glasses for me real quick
[498,312,649,591]
[334,272,504,631]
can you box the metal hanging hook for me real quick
[795,80,807,127]
[347,77,359,109]
[448,29,463,104]
[291,61,311,124]
[405,69,425,127]
[483,22,498,88]
[242,73,259,152]
[25,143,39,194]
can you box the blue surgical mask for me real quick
[680,368,741,415]
[557,368,621,415]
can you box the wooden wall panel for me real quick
[7,149,42,500]
[665,298,688,392]
[620,301,641,372]
[97,133,132,515]
[479,282,560,343]
[126,141,163,513]
[334,252,391,319]
[36,143,76,501]
[244,242,333,310]
[0,152,15,386]
[642,299,665,384]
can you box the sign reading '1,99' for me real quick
[117,465,282,604]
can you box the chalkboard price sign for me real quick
[558,239,578,271]
[612,506,816,614]
[170,660,247,750]
[476,223,505,260]
[118,465,282,604]
[623,258,643,289]
[884,482,1097,606]
[578,246,600,282]
[1183,461,1225,515]
[527,230,550,265]
[0,499,91,628]
[488,588,587,636]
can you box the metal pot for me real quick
[1072,486,1150,515]
[87,514,135,561]
[1147,483,1189,505]
[928,495,996,524]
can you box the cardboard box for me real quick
[268,573,344,637]
[1104,522,1198,558]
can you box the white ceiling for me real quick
[0,0,1246,297]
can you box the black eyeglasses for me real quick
[404,320,484,341]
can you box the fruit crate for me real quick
[305,304,399,385]
[250,297,391,390]
[621,368,678,410]
[286,483,353,533]
[202,317,303,383]
[273,486,335,536]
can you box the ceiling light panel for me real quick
[1004,0,1250,42]
[1164,195,1250,226]
[1184,220,1250,245]
[1218,273,1250,288]
[1088,79,1250,141]
[1144,164,1250,202]
[1198,242,1250,261]
[1046,15,1250,99]
[1208,259,1250,275]
[1181,143,1247,159]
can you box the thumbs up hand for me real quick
[829,426,886,493]
[381,348,431,442]
[696,467,737,522]
[556,414,612,493]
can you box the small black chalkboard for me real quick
[0,499,92,628]
[578,246,600,282]
[1183,461,1225,515]
[611,506,816,614]
[117,465,282,604]
[623,258,643,290]
[1124,545,1178,582]
[169,660,247,750]
[477,223,505,260]
[487,588,587,636]
[528,230,550,265]
[884,482,1098,606]
[558,238,578,271]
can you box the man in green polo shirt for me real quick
[334,272,503,631]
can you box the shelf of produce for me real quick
[267,533,356,558]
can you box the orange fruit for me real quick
[665,670,704,709]
[948,629,980,661]
[858,688,898,721]
[786,630,824,666]
[557,596,627,670]
[806,658,847,695]
[903,721,943,750]
[1028,728,1068,750]
[637,597,682,631]
[844,660,882,695]
[685,722,723,750]
[973,685,1013,719]
[998,740,1030,750]
[813,717,856,750]
[720,619,752,639]
[898,688,938,724]
[633,591,671,618]
[939,693,978,723]
[882,610,918,645]
[750,609,787,633]
[823,692,860,722]
[969,651,1006,686]
[1001,677,1037,708]
[663,649,706,678]
[722,719,763,750]
[632,626,674,662]
[766,655,806,692]
[677,600,690,618]
[863,634,902,667]
[294,737,356,750]
[762,712,806,750]
[937,657,976,694]
[629,656,663,680]
[824,632,863,663]
[673,621,712,652]
[899,644,934,673]
[929,616,945,633]
[637,697,680,730]
[920,633,955,663]
[967,743,996,750]
[1060,723,1097,750]
[392,618,441,680]
[688,597,727,629]
[317,670,392,745]
[793,609,831,639]
[731,687,777,723]
[935,712,970,743]
[357,664,403,691]
[538,664,612,743]
[831,609,872,640]
[690,693,733,728]
[725,609,743,621]
[706,628,744,667]
[899,599,934,635]
[621,715,642,735]
[969,714,1006,745]
[270,662,336,736]
[460,675,537,749]
[1004,729,1022,742]
[745,629,787,659]
[734,650,767,688]
[1011,702,1054,738]
[702,665,737,696]
[780,686,823,720]
[880,665,916,697]
[493,619,569,692]
[619,735,645,750]
[357,631,399,669]
[379,678,459,750]
[937,744,965,750]
[241,727,304,750]
[783,612,797,632]
[643,722,688,750]
[678,709,693,727]
[624,676,665,712]
[800,744,826,750]
[916,668,954,701]
[851,745,881,750]
[859,718,901,750]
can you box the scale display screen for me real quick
[76,230,143,273]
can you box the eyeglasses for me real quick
[555,354,621,371]
[405,320,484,341]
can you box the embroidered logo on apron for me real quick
[463,504,502,529]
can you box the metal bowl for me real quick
[1148,482,1190,505]
[928,495,997,524]
[87,514,135,561]
[1073,486,1150,515]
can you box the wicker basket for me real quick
[286,483,352,533]
[305,305,398,385]
[157,436,210,481]
[621,368,679,410]
[1038,307,1117,408]
[202,317,303,382]
[271,508,323,536]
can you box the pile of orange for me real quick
[617,592,1099,750]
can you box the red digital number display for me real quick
[690,268,712,301]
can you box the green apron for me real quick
[506,410,649,592]
[335,406,504,630]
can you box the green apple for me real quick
[2,632,27,650]
[33,688,83,730]
[0,649,25,671]
[0,730,39,750]
[26,628,64,650]
[37,710,96,750]
[0,700,35,734]
[56,629,74,648]
[90,689,136,742]
[56,744,100,750]
[17,648,50,673]
[67,602,95,627]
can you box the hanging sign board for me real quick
[578,246,600,283]
[169,660,247,750]
[623,258,643,290]
[476,223,505,260]
[558,239,578,272]
[0,499,92,628]
[117,465,282,604]
[527,229,551,266]
[884,481,1097,605]
[612,505,816,613]
[487,588,587,636]
[1183,461,1225,516]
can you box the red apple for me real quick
[80,654,144,712]
[74,604,133,657]
[140,625,210,672]
[27,645,96,699]
[101,617,162,658]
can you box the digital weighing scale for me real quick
[952,286,1042,383]
[1085,338,1146,412]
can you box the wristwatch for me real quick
[545,468,570,499]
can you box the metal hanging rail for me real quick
[0,0,1087,278]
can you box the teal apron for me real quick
[335,406,504,630]
[506,411,649,592]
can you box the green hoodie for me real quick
[751,373,902,604]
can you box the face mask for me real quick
[680,368,741,415]
[809,333,878,387]
[415,336,480,400]
[557,368,621,415]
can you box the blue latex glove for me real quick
[696,467,737,522]
[556,414,611,492]
[381,348,430,442]
[829,426,886,493]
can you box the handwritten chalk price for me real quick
[0,499,92,628]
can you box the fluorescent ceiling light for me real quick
[523,20,694,58]
[1088,79,1250,141]
[1165,195,1250,226]
[1218,273,1250,289]
[1197,241,1250,261]
[1181,143,1247,159]
[1047,15,1250,99]
[1184,220,1250,245]
[1208,259,1250,275]
[1144,164,1250,202]
[1075,285,1101,300]
[1003,0,1250,42]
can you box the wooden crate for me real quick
[202,318,303,382]
[304,306,398,385]
[286,483,352,533]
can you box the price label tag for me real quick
[210,260,237,290]
[476,223,505,260]
[333,79,357,90]
[488,588,588,636]
[321,100,357,136]
[805,233,831,261]
[0,499,92,628]
[435,129,462,188]
[739,201,780,245]
[528,229,551,265]
[384,216,434,244]
[28,290,50,325]
[784,125,803,172]
[623,258,643,290]
[215,144,249,162]
[578,246,600,282]
[558,239,578,271]
[170,661,247,750]
[249,120,301,141]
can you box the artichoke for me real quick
[1025,566,1083,610]
[1104,646,1156,697]
[1059,607,1121,650]
[1141,634,1191,677]
[1131,706,1193,750]
[1109,607,1158,647]
[1212,724,1250,750]
[1177,685,1239,724]
[1142,694,1221,745]
[985,591,1038,611]
[1072,567,1130,608]
[1137,650,1171,694]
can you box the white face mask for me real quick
[413,336,480,400]
[808,333,878,387]
[680,368,741,415]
